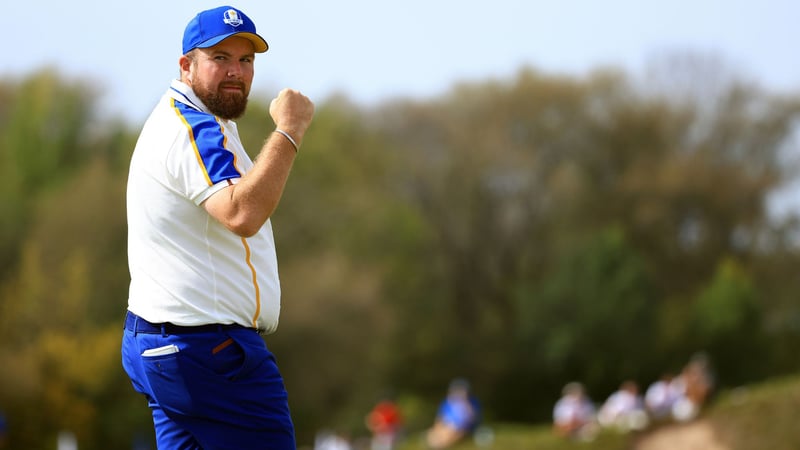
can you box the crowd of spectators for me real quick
[314,377,484,450]
[314,355,715,449]
[552,353,715,442]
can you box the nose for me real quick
[226,62,243,78]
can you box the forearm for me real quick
[204,132,296,237]
[240,131,298,221]
[203,88,314,237]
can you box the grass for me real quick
[395,423,631,450]
[706,374,800,450]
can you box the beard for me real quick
[193,81,249,120]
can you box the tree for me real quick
[512,228,658,415]
[691,258,765,384]
[0,69,97,277]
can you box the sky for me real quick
[4,0,800,215]
[3,0,799,125]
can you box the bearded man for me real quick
[121,6,314,449]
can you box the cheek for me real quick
[244,71,255,91]
[195,71,219,91]
[192,63,215,79]
[242,64,255,80]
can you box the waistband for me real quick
[124,311,254,335]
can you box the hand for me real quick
[269,88,314,145]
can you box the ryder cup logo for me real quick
[223,9,244,27]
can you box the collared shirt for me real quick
[554,395,595,425]
[126,79,280,333]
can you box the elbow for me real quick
[225,211,271,238]
[228,220,265,238]
[230,224,261,238]
[204,195,277,238]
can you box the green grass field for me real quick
[706,374,800,450]
[395,423,630,450]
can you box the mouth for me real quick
[220,83,245,93]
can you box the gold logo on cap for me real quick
[223,10,243,27]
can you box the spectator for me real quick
[425,378,481,449]
[365,395,403,450]
[672,353,715,422]
[553,382,597,441]
[597,380,649,432]
[314,430,352,450]
[0,411,6,449]
[645,373,682,421]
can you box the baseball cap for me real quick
[182,6,268,55]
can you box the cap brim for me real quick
[196,32,269,53]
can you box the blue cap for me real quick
[182,6,268,54]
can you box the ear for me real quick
[179,54,193,82]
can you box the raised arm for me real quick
[203,88,315,237]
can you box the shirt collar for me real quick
[168,79,210,115]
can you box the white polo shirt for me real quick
[126,79,281,333]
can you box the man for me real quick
[552,382,597,442]
[425,379,480,449]
[365,395,403,450]
[0,410,6,449]
[121,5,314,449]
[596,380,649,432]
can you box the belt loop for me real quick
[133,314,139,337]
[161,324,167,337]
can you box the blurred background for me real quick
[2,1,800,449]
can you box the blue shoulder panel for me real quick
[173,100,241,185]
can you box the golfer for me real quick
[121,5,314,449]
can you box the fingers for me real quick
[269,88,315,141]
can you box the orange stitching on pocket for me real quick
[212,338,235,355]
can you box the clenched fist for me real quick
[270,88,314,147]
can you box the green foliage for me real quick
[0,69,137,449]
[694,259,757,338]
[0,70,95,189]
[691,259,766,383]
[2,58,800,448]
[0,69,97,277]
[516,228,658,393]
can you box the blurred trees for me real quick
[1,58,800,448]
[366,66,800,422]
[0,70,146,449]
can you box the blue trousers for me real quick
[121,312,296,449]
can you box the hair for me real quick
[178,49,199,78]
